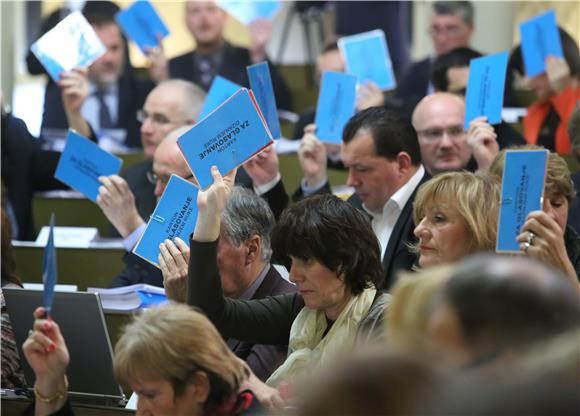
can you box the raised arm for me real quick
[187,166,303,344]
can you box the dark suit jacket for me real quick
[396,57,430,101]
[292,169,430,290]
[227,266,295,381]
[1,115,67,240]
[569,171,580,236]
[168,42,293,112]
[40,74,153,149]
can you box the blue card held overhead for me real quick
[338,29,396,90]
[315,71,357,144]
[519,9,563,77]
[464,51,509,129]
[42,214,58,317]
[199,76,243,119]
[30,11,106,82]
[496,149,548,253]
[116,0,169,55]
[217,0,281,25]
[178,88,274,189]
[133,175,199,267]
[54,130,123,202]
[247,61,281,139]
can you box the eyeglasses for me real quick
[416,125,465,142]
[429,25,463,37]
[147,170,194,185]
[137,109,173,126]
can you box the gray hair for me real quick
[432,1,474,26]
[157,79,207,122]
[221,187,275,262]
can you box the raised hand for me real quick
[243,145,280,187]
[467,116,499,172]
[159,237,190,303]
[96,175,144,238]
[298,124,328,187]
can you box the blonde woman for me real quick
[23,303,263,416]
[412,171,500,267]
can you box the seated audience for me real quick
[426,254,580,368]
[186,168,390,397]
[508,27,580,155]
[40,10,155,150]
[413,171,500,268]
[293,107,430,290]
[150,0,292,111]
[430,46,526,150]
[396,1,475,116]
[412,92,505,174]
[489,146,580,284]
[23,303,263,415]
[96,79,205,240]
[1,209,26,389]
[159,187,296,381]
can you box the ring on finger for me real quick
[28,329,34,337]
[527,232,536,246]
[524,241,531,254]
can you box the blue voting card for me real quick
[199,76,243,119]
[116,0,169,55]
[54,130,123,202]
[338,29,396,91]
[30,11,106,82]
[178,88,274,189]
[464,52,509,129]
[42,214,57,317]
[247,61,281,139]
[519,9,564,77]
[133,175,199,267]
[496,150,548,253]
[217,1,281,25]
[315,71,357,144]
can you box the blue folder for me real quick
[54,130,123,202]
[496,150,548,253]
[199,76,243,119]
[247,61,281,139]
[30,11,106,81]
[178,88,274,189]
[315,71,357,144]
[519,9,563,77]
[217,0,281,24]
[464,52,509,129]
[116,0,169,55]
[338,29,396,90]
[133,175,199,267]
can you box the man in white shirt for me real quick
[293,107,430,289]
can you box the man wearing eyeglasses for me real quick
[412,92,501,175]
[97,80,206,240]
[395,1,474,112]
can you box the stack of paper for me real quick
[87,284,167,313]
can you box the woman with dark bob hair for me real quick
[171,167,390,403]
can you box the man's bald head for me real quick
[412,93,471,174]
[140,80,206,159]
[152,125,195,197]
